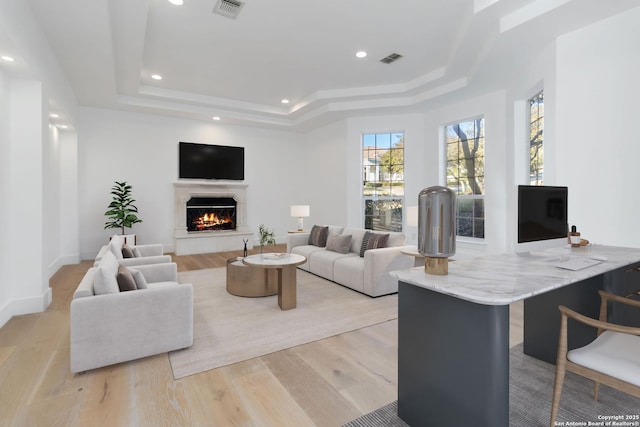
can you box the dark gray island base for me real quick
[394,246,640,427]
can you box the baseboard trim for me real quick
[0,288,52,329]
[48,254,81,278]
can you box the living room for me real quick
[2,0,640,425]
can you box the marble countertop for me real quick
[391,245,640,305]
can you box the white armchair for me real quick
[94,234,172,267]
[70,257,193,373]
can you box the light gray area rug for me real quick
[169,268,397,379]
[343,344,640,427]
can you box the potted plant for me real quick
[104,181,142,243]
[258,224,276,253]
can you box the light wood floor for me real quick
[0,245,523,426]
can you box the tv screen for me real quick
[179,142,244,180]
[518,185,568,244]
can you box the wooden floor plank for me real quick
[233,369,316,427]
[262,349,362,426]
[179,367,255,426]
[73,363,133,427]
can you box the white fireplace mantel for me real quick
[173,181,252,255]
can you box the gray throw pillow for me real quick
[129,268,148,289]
[359,231,390,257]
[116,265,137,291]
[122,243,135,258]
[326,234,352,254]
[308,225,329,247]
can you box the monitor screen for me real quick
[517,185,568,252]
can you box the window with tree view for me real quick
[362,132,404,232]
[529,91,544,185]
[446,118,485,239]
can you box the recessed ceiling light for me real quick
[1,55,15,62]
[151,74,162,80]
[50,113,59,118]
[212,116,221,121]
[356,51,367,58]
[168,0,184,5]
[58,125,68,129]
[281,99,290,104]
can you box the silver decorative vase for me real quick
[418,186,456,274]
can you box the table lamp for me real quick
[290,205,310,231]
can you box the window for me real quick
[445,118,485,239]
[362,132,404,232]
[529,91,544,185]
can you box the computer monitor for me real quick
[516,185,568,254]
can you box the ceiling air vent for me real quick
[212,0,244,19]
[380,53,403,64]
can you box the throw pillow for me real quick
[359,231,390,257]
[326,234,352,254]
[308,225,329,247]
[116,265,137,291]
[133,247,142,257]
[129,268,148,289]
[93,250,120,295]
[108,235,124,260]
[122,244,135,258]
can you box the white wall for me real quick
[4,79,51,325]
[0,70,10,315]
[77,107,305,258]
[556,7,640,247]
[44,125,62,275]
[302,120,349,227]
[0,0,79,327]
[504,42,558,251]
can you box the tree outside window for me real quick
[529,91,544,185]
[362,132,404,232]
[445,118,485,239]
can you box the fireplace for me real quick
[174,182,252,255]
[186,197,236,232]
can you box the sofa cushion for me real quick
[290,245,325,271]
[94,251,120,295]
[308,225,329,247]
[129,268,148,289]
[326,234,352,254]
[359,231,389,257]
[117,265,137,291]
[122,243,135,258]
[334,256,365,293]
[108,235,124,260]
[309,250,357,281]
[341,228,367,254]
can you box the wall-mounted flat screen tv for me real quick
[179,142,244,180]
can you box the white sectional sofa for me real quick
[287,225,413,297]
[70,250,193,373]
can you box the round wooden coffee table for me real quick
[242,253,306,310]
[226,257,278,297]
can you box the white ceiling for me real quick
[13,0,640,130]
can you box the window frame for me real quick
[361,131,405,232]
[529,90,544,185]
[442,116,485,241]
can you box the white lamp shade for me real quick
[290,205,310,217]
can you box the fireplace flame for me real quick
[194,211,234,231]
